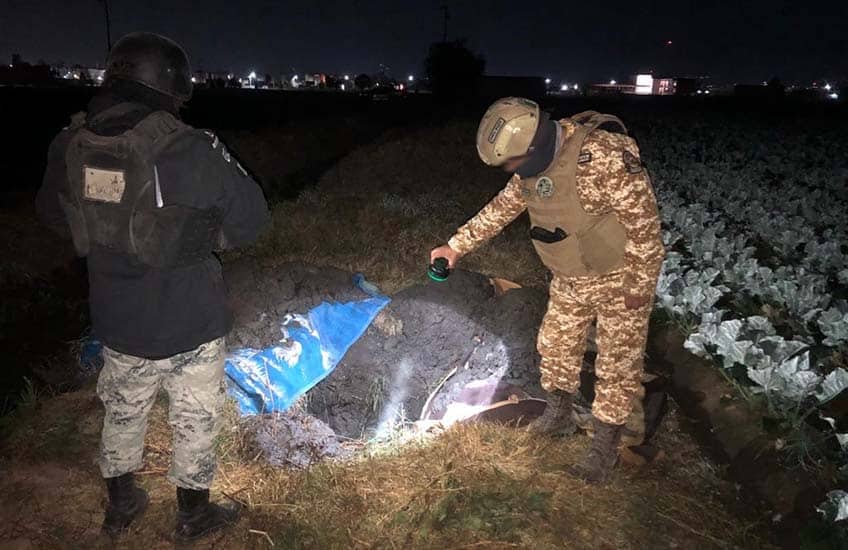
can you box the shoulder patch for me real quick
[535,176,555,198]
[622,150,643,174]
[577,150,592,164]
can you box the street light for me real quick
[408,75,414,82]
[610,80,617,85]
[560,84,569,91]
[344,75,350,81]
[545,78,551,84]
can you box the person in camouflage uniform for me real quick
[97,339,226,490]
[430,98,664,484]
[36,33,269,539]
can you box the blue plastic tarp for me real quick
[225,293,390,415]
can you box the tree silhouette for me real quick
[423,39,485,99]
[354,73,373,90]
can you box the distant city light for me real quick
[408,75,414,82]
[573,84,579,90]
[666,40,673,46]
[248,71,257,80]
[191,76,197,83]
[830,93,840,100]
[545,78,551,84]
[560,84,569,91]
[610,80,617,85]
[344,75,350,81]
[697,90,703,94]
[341,84,345,91]
[824,83,832,91]
[705,90,711,95]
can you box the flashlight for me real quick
[427,257,451,282]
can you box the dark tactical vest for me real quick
[520,111,629,277]
[60,104,222,268]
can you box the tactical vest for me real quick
[520,111,629,277]
[60,104,222,268]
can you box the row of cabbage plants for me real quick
[641,118,848,523]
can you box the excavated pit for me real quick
[225,259,550,464]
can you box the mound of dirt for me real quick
[307,269,548,439]
[224,259,550,446]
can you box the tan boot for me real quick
[528,391,576,436]
[569,417,623,484]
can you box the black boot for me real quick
[568,417,623,484]
[529,391,576,436]
[102,473,149,536]
[174,487,240,542]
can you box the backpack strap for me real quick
[570,112,628,137]
[132,110,187,146]
[569,110,602,124]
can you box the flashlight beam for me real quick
[419,366,458,421]
[419,343,480,421]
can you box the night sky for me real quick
[1,0,846,84]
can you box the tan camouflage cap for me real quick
[476,97,541,166]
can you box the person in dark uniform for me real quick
[35,32,270,540]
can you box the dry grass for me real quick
[0,196,76,287]
[226,121,549,293]
[0,384,772,549]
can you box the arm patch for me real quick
[622,150,643,174]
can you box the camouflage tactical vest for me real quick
[520,111,628,277]
[60,104,222,268]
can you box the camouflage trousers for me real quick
[537,273,653,425]
[97,338,226,490]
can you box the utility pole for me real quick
[440,4,450,43]
[100,0,113,54]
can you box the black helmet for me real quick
[105,32,193,101]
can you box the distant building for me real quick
[594,75,705,96]
[587,83,636,96]
[0,55,54,85]
[653,78,676,95]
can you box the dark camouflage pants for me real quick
[97,338,226,490]
[537,273,653,425]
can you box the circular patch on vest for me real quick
[535,176,555,198]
